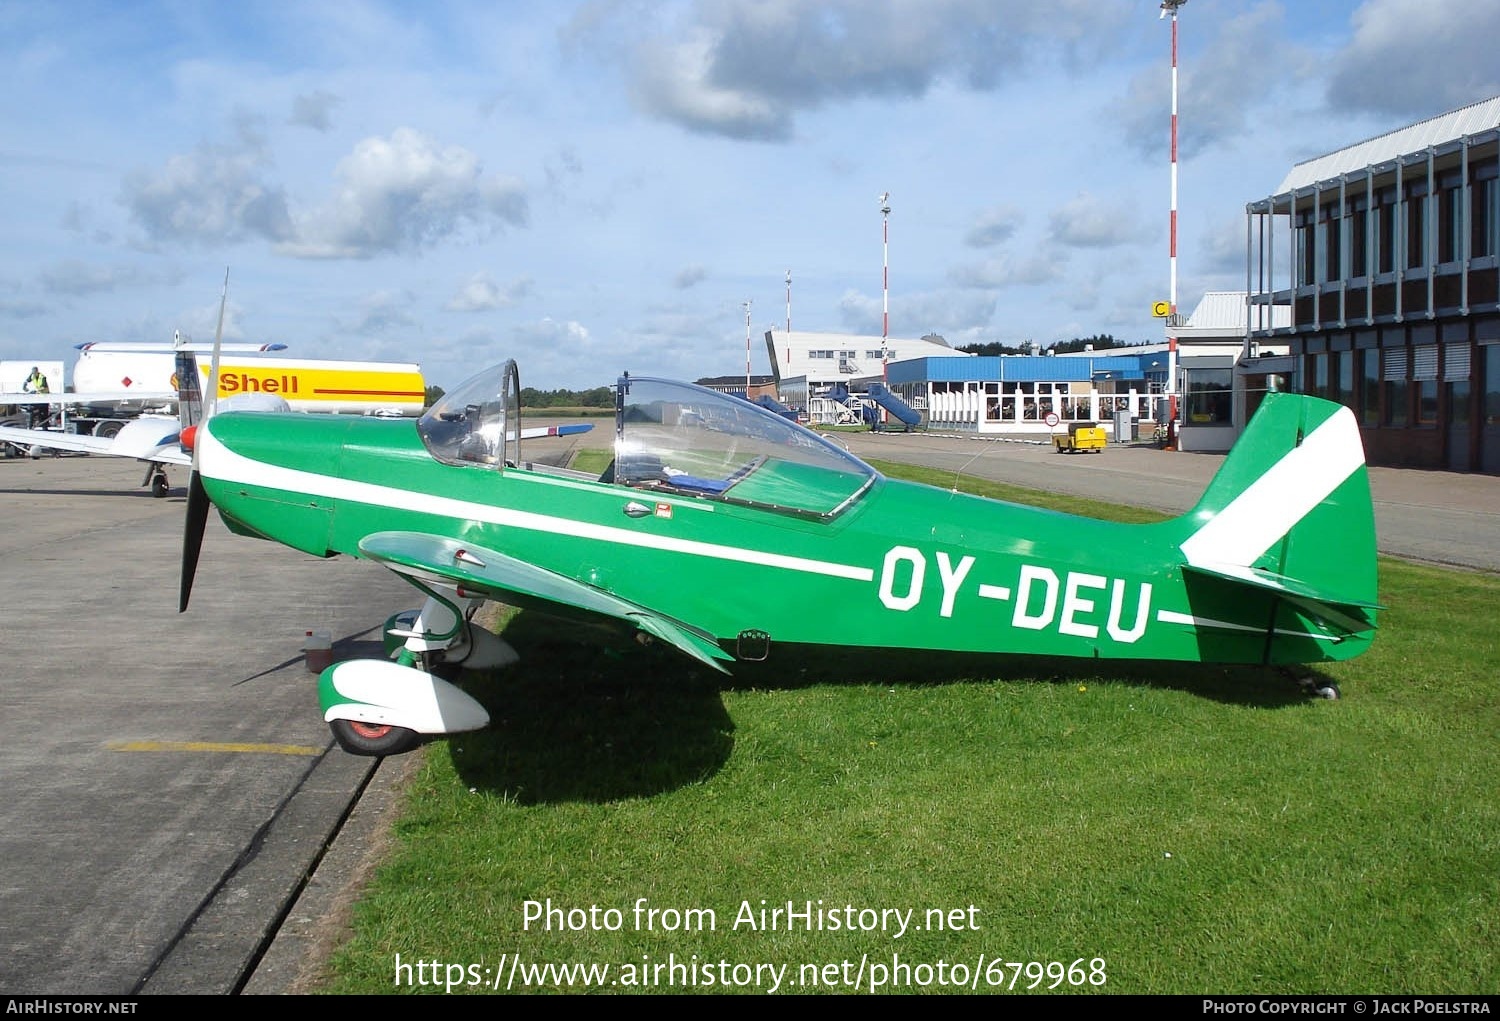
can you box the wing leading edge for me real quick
[0,421,191,464]
[358,530,736,674]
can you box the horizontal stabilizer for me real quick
[360,531,735,672]
[518,423,594,439]
[1182,561,1380,636]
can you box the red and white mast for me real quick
[880,192,891,381]
[1161,1,1187,434]
[1163,0,1185,318]
[743,299,753,397]
[785,269,792,334]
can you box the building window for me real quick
[1297,207,1316,287]
[1376,187,1397,274]
[1405,180,1428,270]
[1307,352,1329,399]
[1321,202,1342,282]
[1384,347,1408,427]
[1438,172,1463,265]
[1184,368,1232,425]
[1337,350,1354,408]
[1473,163,1498,259]
[1359,349,1380,426]
[1348,194,1369,278]
[1484,345,1500,428]
[1413,344,1439,425]
[1446,342,1473,429]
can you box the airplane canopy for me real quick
[614,376,877,518]
[419,359,520,469]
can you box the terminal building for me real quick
[768,327,1170,435]
[1245,95,1500,473]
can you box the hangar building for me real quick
[1245,95,1500,473]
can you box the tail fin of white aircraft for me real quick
[1176,392,1380,648]
[175,348,204,436]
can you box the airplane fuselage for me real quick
[198,412,1371,668]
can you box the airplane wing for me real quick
[0,419,191,464]
[359,530,735,673]
[0,390,175,405]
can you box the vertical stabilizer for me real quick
[175,349,203,434]
[1176,392,1379,647]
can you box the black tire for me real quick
[330,718,422,756]
[150,473,169,498]
[93,420,124,439]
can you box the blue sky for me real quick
[3,0,1498,391]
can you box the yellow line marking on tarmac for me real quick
[109,740,324,756]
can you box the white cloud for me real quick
[1114,2,1310,160]
[673,265,707,289]
[37,260,183,296]
[1326,0,1500,119]
[289,90,341,132]
[948,250,1066,289]
[964,205,1025,248]
[446,272,533,312]
[121,115,295,247]
[281,128,530,259]
[588,0,1126,140]
[1199,215,1249,275]
[342,289,418,337]
[1048,193,1152,249]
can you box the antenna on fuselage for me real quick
[950,438,1000,495]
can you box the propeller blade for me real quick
[180,268,229,613]
[179,470,209,613]
[204,267,228,425]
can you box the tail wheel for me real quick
[330,718,421,757]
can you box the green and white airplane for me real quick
[178,358,1379,757]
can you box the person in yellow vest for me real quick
[22,366,50,428]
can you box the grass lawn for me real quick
[314,460,1499,995]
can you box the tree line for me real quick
[424,384,614,408]
[957,334,1146,357]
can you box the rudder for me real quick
[1176,393,1379,650]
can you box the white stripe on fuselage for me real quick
[199,428,876,583]
[1179,406,1363,568]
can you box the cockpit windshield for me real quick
[418,359,520,468]
[613,377,877,518]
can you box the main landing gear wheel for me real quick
[330,718,421,757]
[150,472,169,498]
[1288,672,1341,700]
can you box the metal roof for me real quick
[1275,95,1500,193]
[1175,291,1290,333]
[889,354,1165,385]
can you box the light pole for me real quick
[879,192,891,381]
[785,269,792,334]
[743,299,753,398]
[1160,0,1187,442]
[1161,0,1186,320]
